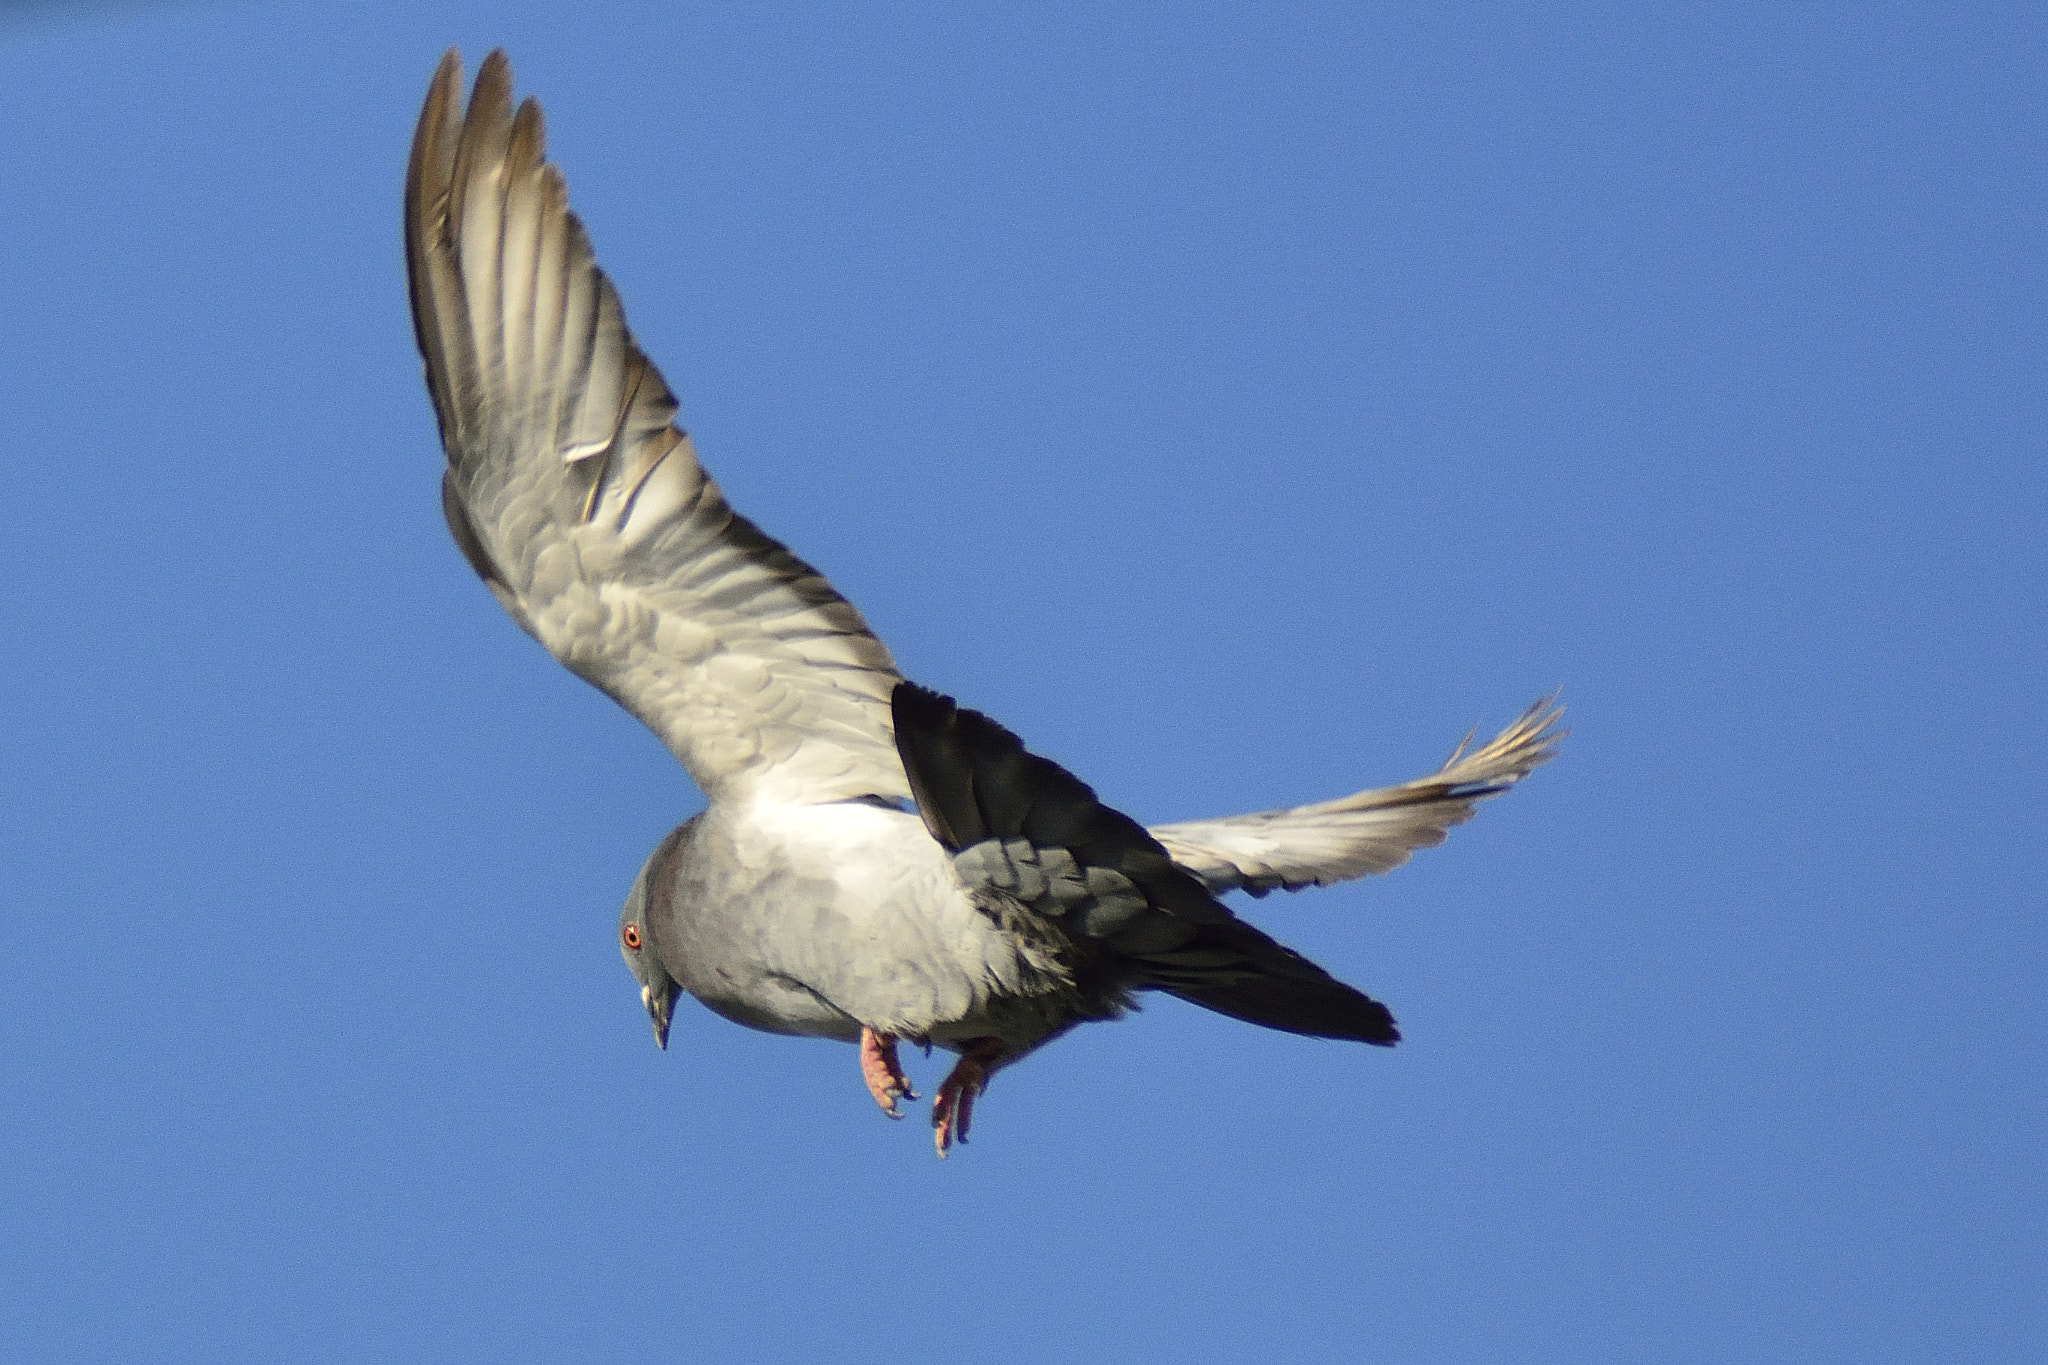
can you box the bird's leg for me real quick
[858,1027,917,1119]
[931,1037,1005,1157]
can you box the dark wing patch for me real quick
[891,683,1398,1045]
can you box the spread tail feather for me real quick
[1160,971,1400,1044]
[1137,914,1400,1043]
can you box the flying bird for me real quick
[405,50,1562,1155]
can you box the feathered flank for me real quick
[1150,695,1565,896]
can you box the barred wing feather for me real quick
[1149,698,1564,896]
[406,51,910,806]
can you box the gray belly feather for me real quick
[649,801,1086,1050]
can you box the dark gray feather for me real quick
[891,683,1399,1045]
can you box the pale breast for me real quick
[656,798,1078,1041]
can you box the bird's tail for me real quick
[1129,914,1400,1044]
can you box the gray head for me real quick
[619,824,688,1049]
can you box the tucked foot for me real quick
[932,1038,1005,1158]
[859,1027,917,1119]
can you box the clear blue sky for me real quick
[1,2,2040,1361]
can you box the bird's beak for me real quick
[641,983,675,1050]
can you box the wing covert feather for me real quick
[892,684,1400,1044]
[406,51,910,804]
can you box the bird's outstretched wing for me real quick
[406,50,909,805]
[1148,698,1564,896]
[893,683,1399,1044]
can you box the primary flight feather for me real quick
[406,49,1562,1155]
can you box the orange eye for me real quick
[622,924,642,950]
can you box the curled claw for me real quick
[931,1038,1004,1157]
[858,1027,917,1119]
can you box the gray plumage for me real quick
[407,50,1563,1152]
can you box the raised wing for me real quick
[406,51,909,806]
[1149,697,1564,896]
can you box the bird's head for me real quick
[619,824,689,1050]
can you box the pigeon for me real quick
[405,50,1563,1155]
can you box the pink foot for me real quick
[931,1038,1005,1157]
[858,1027,917,1118]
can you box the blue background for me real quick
[1,2,2041,1360]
